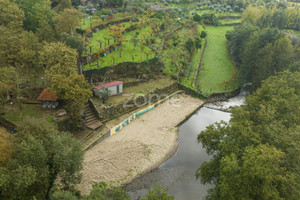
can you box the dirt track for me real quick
[77,94,204,194]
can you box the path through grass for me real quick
[197,25,238,95]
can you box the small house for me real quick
[37,88,59,109]
[93,81,123,98]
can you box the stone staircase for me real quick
[84,104,102,130]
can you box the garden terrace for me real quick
[83,22,157,70]
[83,21,134,56]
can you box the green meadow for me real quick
[197,25,238,95]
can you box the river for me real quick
[125,107,231,200]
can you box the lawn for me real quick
[3,104,56,124]
[197,25,239,96]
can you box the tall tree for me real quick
[0,127,13,166]
[49,74,92,127]
[53,0,72,12]
[0,0,25,30]
[0,118,84,200]
[39,42,78,81]
[54,8,82,36]
[13,0,55,32]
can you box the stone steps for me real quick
[84,103,102,130]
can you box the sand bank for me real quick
[78,94,204,194]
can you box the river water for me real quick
[125,107,231,200]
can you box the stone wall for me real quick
[178,83,207,99]
[83,57,162,83]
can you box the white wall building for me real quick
[93,81,123,98]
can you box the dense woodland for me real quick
[197,4,300,200]
[0,0,300,199]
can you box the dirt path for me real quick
[77,94,204,194]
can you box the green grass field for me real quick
[3,104,55,124]
[197,25,239,96]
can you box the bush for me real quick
[200,31,207,39]
[193,13,201,22]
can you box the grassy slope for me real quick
[197,25,238,95]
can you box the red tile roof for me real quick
[93,81,123,90]
[7,84,15,88]
[37,88,58,101]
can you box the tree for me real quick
[0,118,84,200]
[0,27,41,76]
[99,88,111,104]
[200,31,207,39]
[39,42,78,81]
[54,8,82,36]
[50,191,77,200]
[60,33,84,55]
[82,182,130,200]
[13,0,55,32]
[53,0,72,12]
[196,71,300,200]
[193,13,201,22]
[218,145,294,200]
[36,19,57,42]
[71,0,80,7]
[185,38,194,54]
[0,127,13,165]
[0,67,17,111]
[226,23,258,63]
[109,24,125,42]
[0,0,25,30]
[49,74,92,127]
[141,183,174,200]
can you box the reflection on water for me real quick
[125,107,231,200]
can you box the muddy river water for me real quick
[125,107,232,200]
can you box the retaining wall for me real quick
[90,83,178,122]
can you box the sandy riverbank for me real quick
[77,94,204,194]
